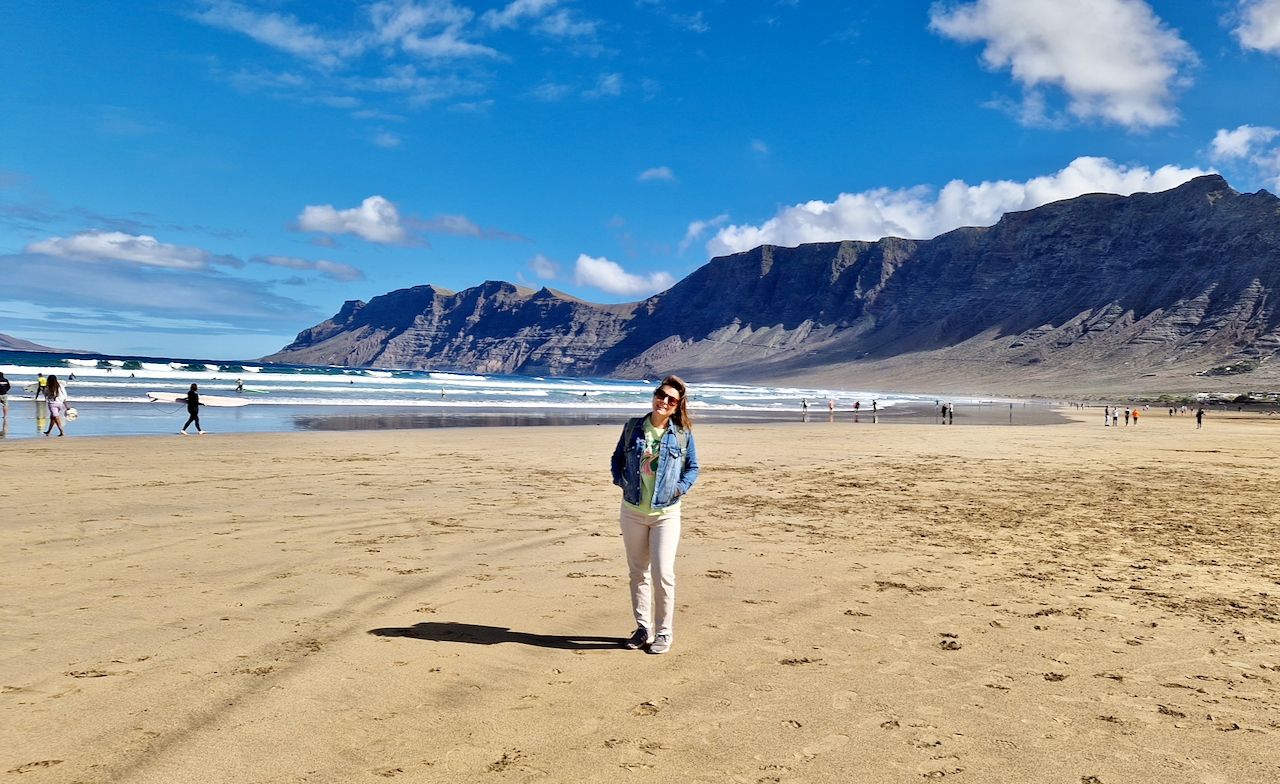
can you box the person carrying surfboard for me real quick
[181,383,206,435]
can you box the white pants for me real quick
[619,504,681,637]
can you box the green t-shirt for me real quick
[624,417,681,516]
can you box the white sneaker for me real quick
[647,633,672,655]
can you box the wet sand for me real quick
[3,410,1278,782]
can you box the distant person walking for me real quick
[1111,408,1120,427]
[181,383,205,435]
[0,371,10,420]
[1196,408,1205,429]
[1124,408,1131,426]
[35,373,46,400]
[1132,409,1139,426]
[1104,406,1110,426]
[236,378,244,393]
[611,376,700,656]
[43,375,67,437]
[801,398,809,414]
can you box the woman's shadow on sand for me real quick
[368,622,620,650]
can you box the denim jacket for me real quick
[611,415,699,511]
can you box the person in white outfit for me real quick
[610,376,700,655]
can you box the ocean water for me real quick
[0,350,1065,439]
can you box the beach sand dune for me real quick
[3,413,1279,782]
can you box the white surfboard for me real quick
[147,392,249,408]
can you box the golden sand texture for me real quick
[3,413,1279,783]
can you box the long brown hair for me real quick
[656,375,692,431]
[45,374,61,400]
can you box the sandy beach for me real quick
[3,411,1279,783]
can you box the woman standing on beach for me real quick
[611,375,700,655]
[43,374,67,437]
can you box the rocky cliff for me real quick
[265,175,1280,394]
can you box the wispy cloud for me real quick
[707,156,1213,256]
[413,212,529,241]
[1,253,321,333]
[193,1,366,70]
[373,130,402,147]
[930,0,1197,131]
[250,254,365,282]
[583,73,622,98]
[678,213,728,254]
[526,252,562,279]
[573,253,674,297]
[25,230,244,271]
[637,166,675,182]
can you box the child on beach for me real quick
[611,375,699,655]
[43,375,67,436]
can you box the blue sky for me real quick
[4,0,1280,359]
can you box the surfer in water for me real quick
[181,383,206,435]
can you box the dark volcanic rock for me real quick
[265,175,1280,392]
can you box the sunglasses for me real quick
[653,391,680,405]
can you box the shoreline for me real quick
[0,399,1077,440]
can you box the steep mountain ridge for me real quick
[266,175,1280,394]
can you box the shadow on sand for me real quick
[367,622,621,650]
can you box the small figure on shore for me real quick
[872,400,878,413]
[43,375,67,437]
[1111,408,1120,427]
[236,378,244,393]
[828,399,834,413]
[1104,406,1110,426]
[1132,409,1139,426]
[611,376,699,656]
[0,371,10,420]
[35,373,46,400]
[1196,408,1204,429]
[181,383,206,435]
[1124,408,1131,426]
[801,398,808,414]
[854,401,860,412]
[947,402,954,424]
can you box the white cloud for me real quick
[706,156,1213,257]
[25,230,242,270]
[296,195,409,244]
[750,139,769,155]
[929,0,1197,130]
[536,9,597,37]
[637,166,675,182]
[573,254,675,297]
[678,214,728,254]
[251,254,365,282]
[1210,124,1280,189]
[526,253,561,279]
[1234,0,1280,53]
[194,1,365,69]
[373,130,402,147]
[482,0,559,29]
[583,73,622,98]
[1210,124,1279,160]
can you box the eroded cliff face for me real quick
[265,175,1280,391]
